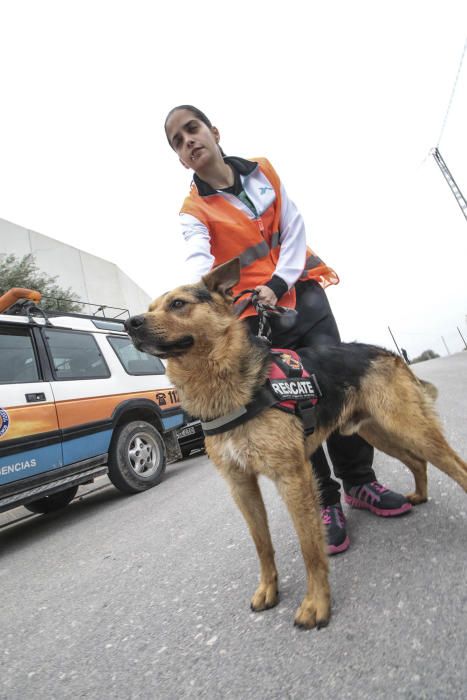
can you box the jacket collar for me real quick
[193,156,258,197]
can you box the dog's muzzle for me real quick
[124,315,193,358]
[125,315,145,334]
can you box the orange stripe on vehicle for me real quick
[0,403,59,441]
[55,389,180,429]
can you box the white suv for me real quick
[0,289,186,515]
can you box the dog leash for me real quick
[232,289,296,344]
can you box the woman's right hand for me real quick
[255,285,278,306]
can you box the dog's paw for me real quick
[294,595,331,630]
[405,492,428,505]
[250,582,279,612]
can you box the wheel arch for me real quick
[112,399,165,435]
[109,399,184,464]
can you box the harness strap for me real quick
[201,379,320,437]
[295,400,317,435]
[201,386,278,436]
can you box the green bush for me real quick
[0,253,81,312]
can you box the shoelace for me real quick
[320,507,332,525]
[321,505,345,527]
[371,481,389,494]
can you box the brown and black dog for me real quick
[125,258,467,630]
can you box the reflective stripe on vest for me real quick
[239,233,280,269]
[299,253,325,280]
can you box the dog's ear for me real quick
[202,258,241,296]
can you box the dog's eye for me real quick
[170,299,186,310]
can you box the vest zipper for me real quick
[256,216,265,238]
[221,187,267,241]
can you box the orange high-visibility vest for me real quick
[181,158,338,317]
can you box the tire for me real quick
[108,420,166,494]
[24,485,79,514]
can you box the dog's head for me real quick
[124,258,241,359]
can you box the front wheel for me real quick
[24,485,79,514]
[108,421,166,494]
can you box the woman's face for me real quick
[165,109,221,171]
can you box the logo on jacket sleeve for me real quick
[0,408,10,437]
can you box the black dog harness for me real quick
[201,290,323,437]
[201,348,322,437]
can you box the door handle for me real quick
[25,393,46,402]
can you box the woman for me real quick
[164,105,412,554]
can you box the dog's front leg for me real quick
[225,469,279,612]
[276,465,331,630]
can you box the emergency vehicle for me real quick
[0,287,186,515]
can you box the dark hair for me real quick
[164,105,225,157]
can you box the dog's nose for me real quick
[125,315,145,332]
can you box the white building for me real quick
[0,217,151,317]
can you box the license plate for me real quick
[178,426,196,438]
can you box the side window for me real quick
[0,326,40,383]
[108,336,165,375]
[44,329,110,380]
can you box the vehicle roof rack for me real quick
[40,295,130,319]
[0,288,130,322]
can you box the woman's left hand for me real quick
[255,285,278,306]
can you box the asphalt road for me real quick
[1,353,466,700]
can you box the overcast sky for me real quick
[1,0,466,359]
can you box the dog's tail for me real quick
[397,355,438,402]
[418,378,438,402]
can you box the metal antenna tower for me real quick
[431,147,467,222]
[431,38,467,224]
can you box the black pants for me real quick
[245,280,376,506]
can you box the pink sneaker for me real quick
[321,504,350,555]
[344,481,412,517]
